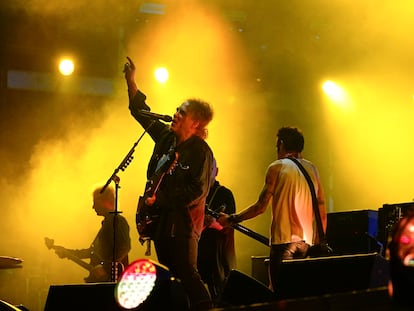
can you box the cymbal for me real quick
[0,256,23,269]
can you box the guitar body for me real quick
[136,195,160,243]
[83,261,124,283]
[84,264,110,283]
[135,151,178,245]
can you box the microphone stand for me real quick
[100,125,153,282]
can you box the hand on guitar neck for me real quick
[44,237,122,283]
[52,245,71,259]
[206,209,270,247]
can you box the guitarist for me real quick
[124,57,215,311]
[53,185,131,283]
[218,127,327,295]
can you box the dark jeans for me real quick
[155,237,213,311]
[269,241,309,292]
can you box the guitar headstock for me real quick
[44,237,55,250]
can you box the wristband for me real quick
[228,213,240,224]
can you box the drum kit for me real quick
[0,256,29,311]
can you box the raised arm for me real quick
[123,56,160,132]
[124,56,138,99]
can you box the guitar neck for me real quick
[63,251,93,272]
[206,208,269,247]
[232,223,269,246]
[45,238,93,272]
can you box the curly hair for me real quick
[184,98,214,139]
[277,126,304,152]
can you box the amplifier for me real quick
[327,210,381,255]
[251,253,389,301]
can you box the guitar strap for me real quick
[155,137,176,174]
[140,137,177,257]
[206,184,223,211]
[287,157,327,243]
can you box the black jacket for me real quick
[129,90,213,239]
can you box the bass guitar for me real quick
[136,151,179,248]
[206,208,269,247]
[44,237,123,282]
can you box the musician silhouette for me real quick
[198,160,236,300]
[51,184,131,282]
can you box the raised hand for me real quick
[124,56,138,96]
[123,56,136,80]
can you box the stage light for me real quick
[322,80,346,103]
[58,58,75,76]
[114,258,189,310]
[154,67,169,83]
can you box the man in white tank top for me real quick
[218,126,327,293]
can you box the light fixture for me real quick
[114,258,189,310]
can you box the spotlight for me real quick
[154,67,169,83]
[58,58,75,76]
[114,258,189,310]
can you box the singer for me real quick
[124,56,215,310]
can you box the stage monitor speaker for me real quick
[44,283,123,311]
[327,210,381,255]
[215,288,392,311]
[274,253,389,300]
[218,269,274,307]
[251,255,270,286]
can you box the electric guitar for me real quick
[206,208,269,247]
[136,151,179,245]
[45,237,123,282]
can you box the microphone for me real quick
[139,110,172,122]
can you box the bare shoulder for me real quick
[266,160,282,180]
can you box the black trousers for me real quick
[155,236,213,310]
[269,241,309,291]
